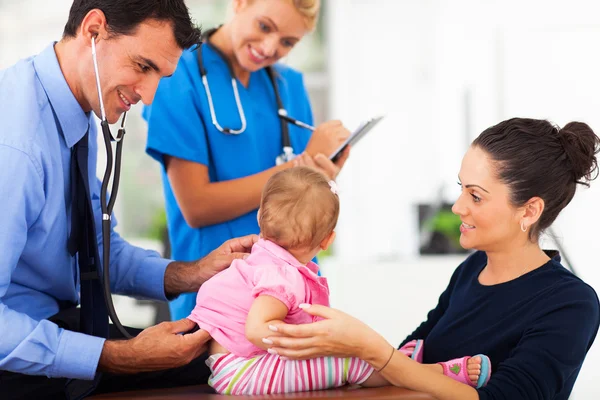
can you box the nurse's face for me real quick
[452,146,522,253]
[229,0,310,72]
[84,18,182,124]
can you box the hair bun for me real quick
[558,122,600,186]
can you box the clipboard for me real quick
[329,115,385,162]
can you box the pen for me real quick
[278,109,315,131]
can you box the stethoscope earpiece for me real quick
[90,34,106,122]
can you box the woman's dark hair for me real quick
[473,117,600,240]
[63,0,201,49]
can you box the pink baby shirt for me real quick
[188,238,330,358]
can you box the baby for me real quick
[188,166,490,395]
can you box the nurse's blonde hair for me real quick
[235,0,321,31]
[259,166,339,251]
[288,0,320,31]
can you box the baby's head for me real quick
[258,167,340,261]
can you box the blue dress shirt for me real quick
[0,44,171,380]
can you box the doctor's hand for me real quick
[164,234,258,296]
[196,233,259,284]
[293,146,350,180]
[305,120,350,158]
[99,318,210,374]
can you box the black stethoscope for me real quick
[91,35,132,338]
[197,28,314,165]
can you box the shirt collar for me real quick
[33,42,91,148]
[546,249,561,262]
[254,238,320,275]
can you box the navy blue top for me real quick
[401,250,599,400]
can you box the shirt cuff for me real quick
[52,330,105,380]
[134,256,172,301]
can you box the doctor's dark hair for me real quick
[63,0,202,49]
[259,167,339,251]
[473,117,600,240]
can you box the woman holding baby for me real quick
[264,117,600,400]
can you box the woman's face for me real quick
[452,146,522,252]
[229,0,310,72]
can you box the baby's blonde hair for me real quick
[259,167,339,251]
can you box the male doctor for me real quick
[0,1,260,398]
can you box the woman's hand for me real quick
[293,146,350,180]
[262,304,389,362]
[304,120,350,158]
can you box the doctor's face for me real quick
[452,146,522,253]
[229,0,310,72]
[84,19,182,124]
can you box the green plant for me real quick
[146,208,167,242]
[424,208,463,248]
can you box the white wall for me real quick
[326,0,600,398]
[327,0,437,262]
[0,0,70,69]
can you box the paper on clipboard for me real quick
[329,115,385,161]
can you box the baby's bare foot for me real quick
[467,356,482,386]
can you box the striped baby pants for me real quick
[207,352,374,395]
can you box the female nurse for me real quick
[143,0,350,320]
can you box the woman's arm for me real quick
[245,295,288,349]
[165,156,291,228]
[264,305,479,400]
[367,341,479,400]
[166,122,352,229]
[474,283,600,400]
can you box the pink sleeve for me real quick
[251,265,306,311]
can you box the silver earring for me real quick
[520,221,527,232]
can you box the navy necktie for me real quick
[68,129,109,339]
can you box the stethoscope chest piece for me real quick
[275,146,296,166]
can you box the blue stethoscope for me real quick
[197,28,314,165]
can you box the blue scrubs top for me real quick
[143,45,313,320]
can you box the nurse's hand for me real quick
[293,146,350,180]
[305,120,350,158]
